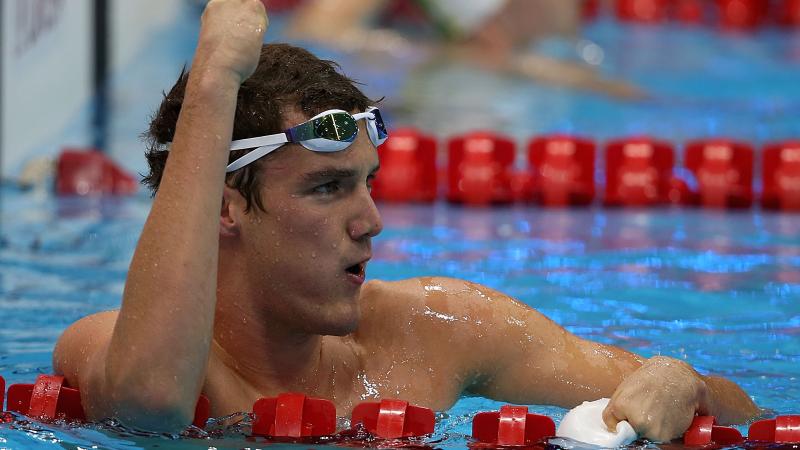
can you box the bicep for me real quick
[52,310,118,418]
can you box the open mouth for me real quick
[345,263,365,278]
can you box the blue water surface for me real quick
[1,191,799,449]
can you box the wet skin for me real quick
[51,0,759,441]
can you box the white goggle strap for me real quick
[352,110,382,146]
[226,143,284,172]
[227,132,289,172]
[230,133,289,151]
[351,111,374,121]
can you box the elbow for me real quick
[110,390,196,432]
[101,355,201,431]
[101,378,197,432]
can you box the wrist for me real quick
[185,63,243,104]
[192,58,243,88]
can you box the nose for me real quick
[348,187,383,241]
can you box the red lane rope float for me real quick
[749,415,800,443]
[447,131,515,205]
[3,374,208,427]
[609,0,792,29]
[615,0,670,24]
[762,140,800,211]
[604,137,675,207]
[472,405,556,447]
[674,0,706,25]
[685,139,754,208]
[251,392,336,437]
[778,0,800,25]
[0,375,8,424]
[528,135,596,207]
[193,395,211,429]
[682,415,744,446]
[372,128,438,203]
[3,376,800,446]
[351,399,435,438]
[6,375,86,421]
[717,0,769,30]
[56,149,137,196]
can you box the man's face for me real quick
[231,108,383,336]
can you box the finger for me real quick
[252,0,269,30]
[602,402,623,432]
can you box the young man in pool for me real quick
[52,0,758,442]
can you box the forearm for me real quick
[704,375,759,425]
[105,65,240,425]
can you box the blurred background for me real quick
[3,0,800,187]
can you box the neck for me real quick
[211,313,326,395]
[213,254,329,396]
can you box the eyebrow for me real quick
[301,165,380,183]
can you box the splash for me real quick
[357,372,380,400]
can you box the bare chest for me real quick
[201,350,464,419]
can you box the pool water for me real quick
[3,8,800,450]
[1,190,799,449]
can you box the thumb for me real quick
[602,402,623,433]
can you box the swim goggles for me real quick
[226,106,388,172]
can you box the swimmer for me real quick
[284,0,644,99]
[53,0,755,442]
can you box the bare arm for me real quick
[53,0,267,431]
[407,277,758,441]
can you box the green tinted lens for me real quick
[312,113,358,142]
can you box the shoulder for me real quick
[357,276,479,316]
[359,276,529,317]
[53,310,118,384]
[355,276,558,350]
[355,276,520,343]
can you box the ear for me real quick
[220,185,242,238]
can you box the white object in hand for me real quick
[556,398,637,448]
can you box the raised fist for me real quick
[196,0,268,83]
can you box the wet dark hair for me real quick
[142,43,374,212]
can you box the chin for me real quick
[313,303,360,336]
[320,321,358,336]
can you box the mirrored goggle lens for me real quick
[299,136,352,152]
[290,112,359,152]
[313,113,358,141]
